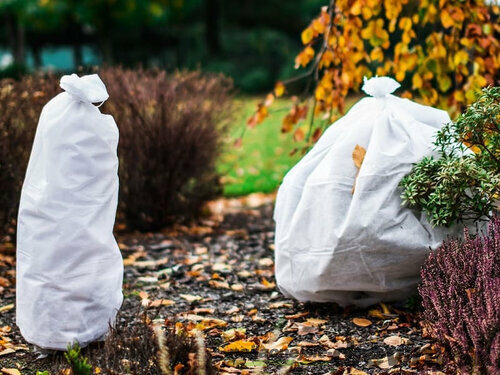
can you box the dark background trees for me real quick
[0,0,325,92]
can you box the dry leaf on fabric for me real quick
[351,144,366,193]
[352,144,366,168]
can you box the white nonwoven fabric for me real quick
[274,76,460,307]
[16,73,123,350]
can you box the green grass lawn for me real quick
[218,96,304,196]
[218,95,358,196]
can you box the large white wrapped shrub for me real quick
[16,74,123,350]
[274,76,460,307]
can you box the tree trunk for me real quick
[205,0,221,55]
[73,43,83,69]
[5,14,25,65]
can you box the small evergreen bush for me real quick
[401,86,500,226]
[419,218,500,374]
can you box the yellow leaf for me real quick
[440,9,454,28]
[301,26,314,45]
[315,85,326,101]
[370,47,384,62]
[274,81,285,97]
[352,145,366,169]
[398,17,412,31]
[219,340,257,352]
[453,50,469,67]
[412,73,423,89]
[352,317,372,327]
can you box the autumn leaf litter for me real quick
[0,195,448,374]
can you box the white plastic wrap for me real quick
[16,74,123,350]
[274,76,460,307]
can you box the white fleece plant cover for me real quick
[16,74,123,350]
[274,76,461,307]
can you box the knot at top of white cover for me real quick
[60,73,109,104]
[361,76,401,97]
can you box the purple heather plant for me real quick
[419,217,500,374]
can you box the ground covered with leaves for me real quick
[0,195,451,374]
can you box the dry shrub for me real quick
[0,75,59,234]
[0,68,232,233]
[419,218,500,374]
[100,67,233,231]
[96,315,216,375]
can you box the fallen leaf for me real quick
[285,311,309,319]
[269,301,293,309]
[1,369,21,375]
[219,340,257,353]
[297,341,320,347]
[180,294,203,302]
[209,280,230,289]
[192,307,215,315]
[231,284,244,292]
[352,318,372,327]
[343,368,369,375]
[298,354,332,363]
[0,304,14,313]
[383,335,410,346]
[262,337,293,353]
[369,353,402,369]
[258,258,274,267]
[149,299,175,307]
[352,144,366,169]
[221,328,246,342]
[319,335,350,349]
[0,349,15,356]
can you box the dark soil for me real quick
[0,202,451,374]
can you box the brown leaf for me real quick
[368,353,402,369]
[352,318,372,327]
[352,144,366,169]
[383,335,410,346]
